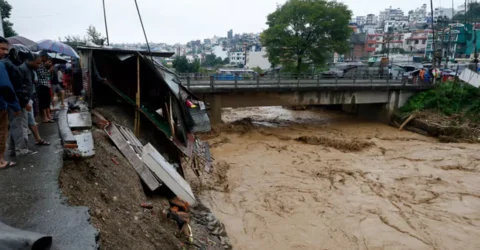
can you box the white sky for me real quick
[9,0,463,44]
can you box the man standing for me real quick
[0,37,21,169]
[37,51,54,123]
[51,64,65,108]
[20,55,50,146]
[3,47,37,156]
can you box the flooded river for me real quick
[199,107,480,250]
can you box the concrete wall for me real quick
[202,90,416,123]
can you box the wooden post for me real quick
[134,55,141,137]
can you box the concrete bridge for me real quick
[181,74,431,123]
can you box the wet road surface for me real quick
[0,123,98,249]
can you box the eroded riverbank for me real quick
[198,107,480,250]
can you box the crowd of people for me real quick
[0,36,74,169]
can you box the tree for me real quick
[453,2,480,21]
[86,25,105,45]
[202,54,226,67]
[252,66,263,74]
[62,35,87,48]
[223,57,230,64]
[261,0,352,73]
[172,56,200,73]
[1,0,17,37]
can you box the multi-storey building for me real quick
[409,4,428,23]
[366,14,378,25]
[403,30,432,53]
[356,16,366,26]
[229,51,246,65]
[433,7,454,22]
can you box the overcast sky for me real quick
[10,0,461,44]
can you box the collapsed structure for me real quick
[76,46,213,194]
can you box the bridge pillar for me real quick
[207,95,222,124]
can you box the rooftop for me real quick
[77,46,175,58]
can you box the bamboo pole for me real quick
[134,55,141,137]
[399,114,416,131]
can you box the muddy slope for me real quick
[60,128,223,250]
[199,107,480,250]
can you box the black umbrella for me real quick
[10,44,34,62]
[6,36,38,50]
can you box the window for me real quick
[375,44,379,48]
[422,40,426,44]
[415,40,419,44]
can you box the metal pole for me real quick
[102,0,110,46]
[134,0,153,62]
[431,0,437,69]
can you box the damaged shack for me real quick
[77,46,212,195]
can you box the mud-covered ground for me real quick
[198,107,480,250]
[60,107,224,250]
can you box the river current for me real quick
[199,106,480,250]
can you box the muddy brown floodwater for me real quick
[199,107,480,250]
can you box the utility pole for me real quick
[475,28,478,70]
[445,0,454,68]
[465,0,468,26]
[102,0,110,46]
[0,6,4,37]
[430,0,437,68]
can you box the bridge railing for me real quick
[176,72,431,91]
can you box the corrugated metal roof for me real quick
[77,46,175,58]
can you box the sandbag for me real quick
[0,221,52,250]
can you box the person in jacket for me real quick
[424,69,431,84]
[51,64,65,108]
[3,47,37,156]
[419,68,425,82]
[20,54,50,146]
[0,37,21,169]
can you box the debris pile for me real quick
[295,135,375,152]
[58,96,95,159]
[61,108,230,249]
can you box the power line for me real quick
[134,0,153,62]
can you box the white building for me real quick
[384,20,409,32]
[366,14,378,25]
[212,46,229,60]
[380,7,405,22]
[433,7,454,21]
[409,4,428,23]
[246,50,271,70]
[229,51,246,65]
[403,31,430,52]
[174,46,186,57]
[356,16,366,26]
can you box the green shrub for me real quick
[400,81,480,120]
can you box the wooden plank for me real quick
[142,143,196,205]
[105,124,161,191]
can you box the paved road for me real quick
[0,123,98,250]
